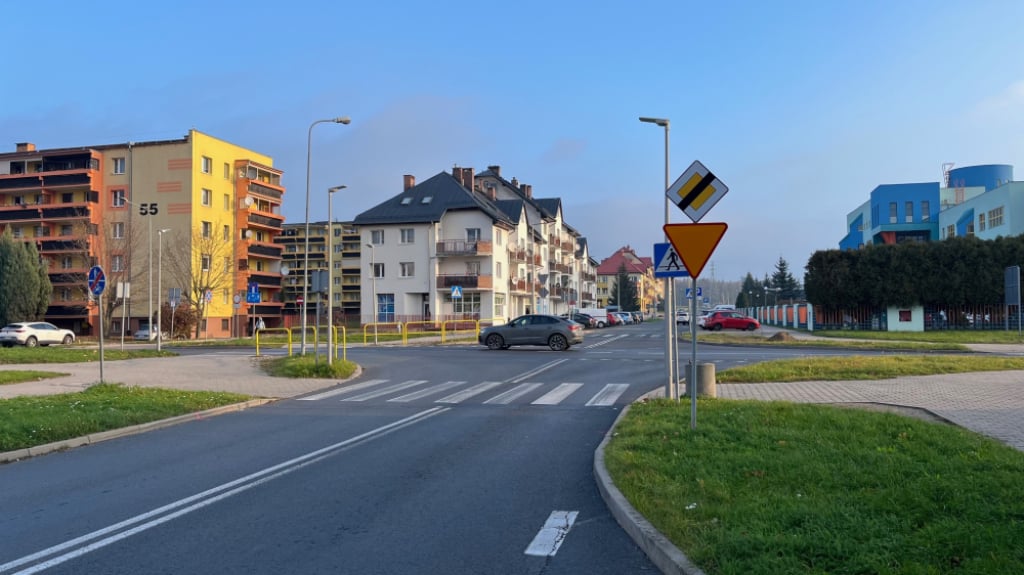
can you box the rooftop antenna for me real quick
[942,162,955,187]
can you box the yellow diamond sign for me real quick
[663,223,727,279]
[666,160,729,222]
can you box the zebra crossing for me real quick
[297,378,633,407]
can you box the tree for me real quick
[159,302,199,340]
[609,264,640,311]
[0,227,52,326]
[770,257,801,302]
[164,229,235,338]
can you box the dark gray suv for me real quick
[479,314,585,351]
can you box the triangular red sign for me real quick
[662,223,727,279]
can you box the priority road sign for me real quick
[663,223,728,280]
[653,243,690,278]
[88,266,106,297]
[666,160,729,222]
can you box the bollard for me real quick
[683,362,717,398]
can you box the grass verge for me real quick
[0,384,251,452]
[605,398,1024,574]
[716,354,1024,383]
[261,355,358,379]
[0,347,177,364]
[686,332,967,351]
[0,371,69,385]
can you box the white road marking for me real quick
[484,383,543,404]
[524,510,579,557]
[508,358,570,384]
[342,380,429,401]
[0,408,450,575]
[531,383,583,405]
[583,334,629,348]
[435,381,505,403]
[585,383,629,406]
[388,381,467,402]
[297,379,389,401]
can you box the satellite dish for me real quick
[244,230,253,239]
[243,197,254,207]
[280,264,290,276]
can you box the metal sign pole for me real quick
[98,293,105,384]
[690,277,698,428]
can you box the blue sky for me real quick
[3,0,1023,281]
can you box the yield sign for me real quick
[662,223,728,279]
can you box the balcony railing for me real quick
[248,182,283,200]
[248,272,283,286]
[247,243,283,258]
[509,249,527,263]
[509,278,529,292]
[248,213,283,230]
[436,239,492,256]
[436,274,493,289]
[549,262,570,273]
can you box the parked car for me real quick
[133,328,170,341]
[479,314,584,351]
[606,312,623,326]
[630,311,644,323]
[615,312,634,325]
[701,310,761,331]
[570,313,597,329]
[0,322,75,348]
[675,310,690,324]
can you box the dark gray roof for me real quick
[493,199,526,223]
[534,198,562,219]
[354,171,514,227]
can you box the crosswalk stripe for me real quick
[343,380,429,401]
[531,383,583,405]
[389,381,467,402]
[585,384,629,406]
[297,379,389,401]
[435,381,505,404]
[484,383,543,405]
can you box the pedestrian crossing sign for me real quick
[652,243,690,278]
[451,285,463,299]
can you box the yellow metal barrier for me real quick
[332,325,347,362]
[403,321,441,345]
[442,318,491,343]
[363,322,402,345]
[254,327,293,357]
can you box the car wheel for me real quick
[746,323,757,331]
[25,336,38,348]
[62,334,74,344]
[596,321,606,328]
[548,334,569,351]
[485,334,505,350]
[713,324,723,331]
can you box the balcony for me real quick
[247,243,283,258]
[247,213,283,230]
[509,278,529,293]
[0,172,93,191]
[436,274,493,289]
[549,262,570,274]
[248,182,283,200]
[248,271,283,287]
[436,239,492,256]
[509,249,527,263]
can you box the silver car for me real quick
[479,314,584,351]
[0,322,76,348]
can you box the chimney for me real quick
[16,142,35,152]
[524,184,532,198]
[460,167,474,191]
[487,165,501,177]
[403,174,415,191]
[511,177,519,188]
[487,185,497,201]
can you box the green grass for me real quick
[605,399,1024,575]
[261,355,358,379]
[716,354,1024,383]
[0,384,251,452]
[792,329,1024,344]
[0,370,69,385]
[687,332,966,350]
[0,347,176,364]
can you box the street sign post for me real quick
[87,266,106,383]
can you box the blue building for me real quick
[840,164,1018,249]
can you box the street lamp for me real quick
[157,228,170,350]
[365,243,378,345]
[302,116,351,355]
[326,185,347,365]
[639,116,678,401]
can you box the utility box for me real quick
[684,362,717,398]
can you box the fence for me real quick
[750,303,1022,332]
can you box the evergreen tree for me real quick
[0,228,51,326]
[770,257,800,302]
[609,264,640,311]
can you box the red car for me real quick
[701,310,760,331]
[607,312,623,326]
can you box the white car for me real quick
[133,328,170,341]
[0,322,76,348]
[675,310,690,324]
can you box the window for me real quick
[60,224,73,236]
[400,228,415,244]
[112,222,125,239]
[224,256,231,273]
[223,163,230,179]
[221,318,229,330]
[223,225,230,241]
[222,289,229,304]
[224,194,230,210]
[376,294,395,322]
[61,288,71,302]
[496,230,503,246]
[401,197,413,205]
[112,189,126,207]
[334,227,342,237]
[113,157,126,174]
[202,188,212,206]
[202,221,212,238]
[400,262,415,277]
[201,254,211,271]
[989,206,1004,227]
[447,292,481,315]
[946,224,955,238]
[921,200,930,222]
[496,261,502,278]
[371,229,384,245]
[201,156,212,174]
[373,262,385,279]
[888,202,897,224]
[62,256,73,269]
[466,228,481,241]
[62,192,74,203]
[905,201,913,223]
[112,255,125,272]
[494,294,505,318]
[466,261,481,275]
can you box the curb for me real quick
[593,389,706,575]
[0,398,275,464]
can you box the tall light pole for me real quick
[639,116,676,400]
[326,185,347,365]
[366,243,378,345]
[156,228,170,350]
[302,116,351,355]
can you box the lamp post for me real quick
[366,243,378,345]
[302,116,351,355]
[639,116,677,401]
[326,185,347,365]
[156,228,170,350]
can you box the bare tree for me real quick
[164,228,235,338]
[87,214,147,335]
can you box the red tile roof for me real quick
[596,246,651,275]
